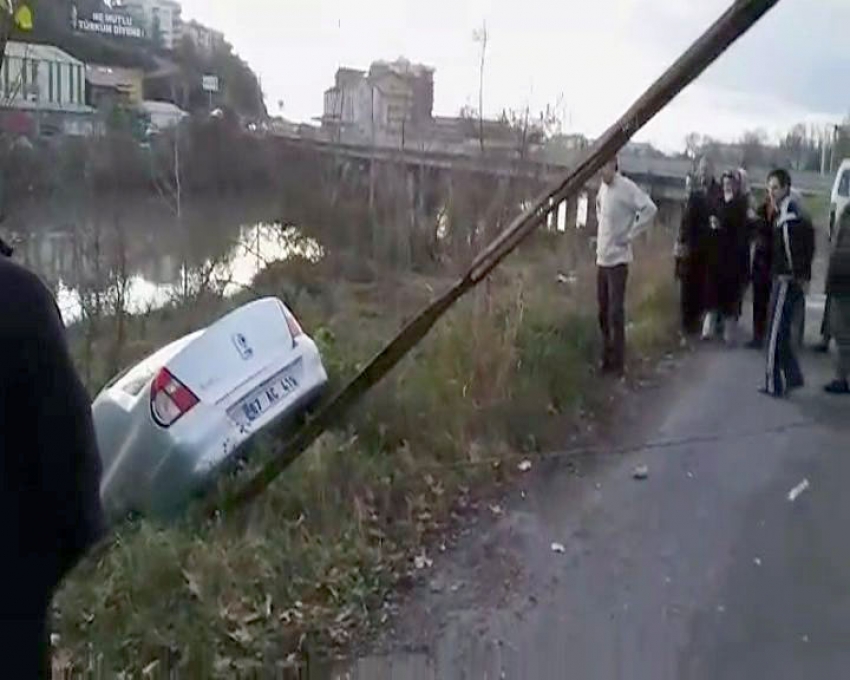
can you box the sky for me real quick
[178,0,850,153]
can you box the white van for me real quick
[830,159,850,242]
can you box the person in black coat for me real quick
[824,205,850,393]
[676,157,722,338]
[712,171,751,344]
[748,193,775,349]
[0,254,106,678]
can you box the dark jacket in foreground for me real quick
[0,258,106,610]
[771,196,814,282]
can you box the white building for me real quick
[183,19,223,55]
[0,42,96,136]
[322,68,389,143]
[119,0,183,50]
[322,59,434,143]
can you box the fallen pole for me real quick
[214,0,782,516]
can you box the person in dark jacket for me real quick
[0,255,106,677]
[747,189,776,349]
[815,226,835,354]
[709,171,750,344]
[824,204,850,394]
[676,157,722,338]
[762,169,809,398]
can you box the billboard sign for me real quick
[72,5,145,40]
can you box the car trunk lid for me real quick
[165,298,297,406]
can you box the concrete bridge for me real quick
[262,128,833,248]
[268,129,834,204]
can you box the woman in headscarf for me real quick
[709,170,750,344]
[824,203,850,394]
[677,157,722,339]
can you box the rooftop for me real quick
[371,57,434,78]
[4,41,83,65]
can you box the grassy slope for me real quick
[54,229,680,676]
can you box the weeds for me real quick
[54,231,678,676]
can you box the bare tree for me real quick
[684,132,703,160]
[472,21,488,154]
[740,128,768,168]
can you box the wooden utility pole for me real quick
[215,0,784,516]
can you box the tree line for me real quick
[685,118,850,175]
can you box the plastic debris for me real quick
[633,465,649,480]
[551,542,566,554]
[787,479,810,502]
[518,460,532,472]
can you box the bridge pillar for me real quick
[565,197,578,231]
[586,187,599,233]
[368,158,376,214]
[547,197,564,231]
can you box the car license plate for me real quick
[229,362,301,427]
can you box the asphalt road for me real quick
[328,300,850,679]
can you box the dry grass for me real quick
[55,228,680,677]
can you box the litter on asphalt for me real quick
[633,465,649,480]
[551,542,566,554]
[787,479,810,503]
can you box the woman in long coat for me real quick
[704,171,750,343]
[677,158,721,338]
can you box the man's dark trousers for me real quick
[598,264,628,374]
[765,277,805,396]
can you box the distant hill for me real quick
[14,0,266,118]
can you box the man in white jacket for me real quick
[595,157,658,376]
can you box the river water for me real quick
[1,196,323,325]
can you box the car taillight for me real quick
[150,368,199,428]
[284,309,304,343]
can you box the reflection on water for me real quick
[5,198,323,325]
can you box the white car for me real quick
[93,298,328,521]
[830,159,850,242]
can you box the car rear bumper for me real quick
[111,341,328,521]
[143,377,327,520]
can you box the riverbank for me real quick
[53,227,680,676]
